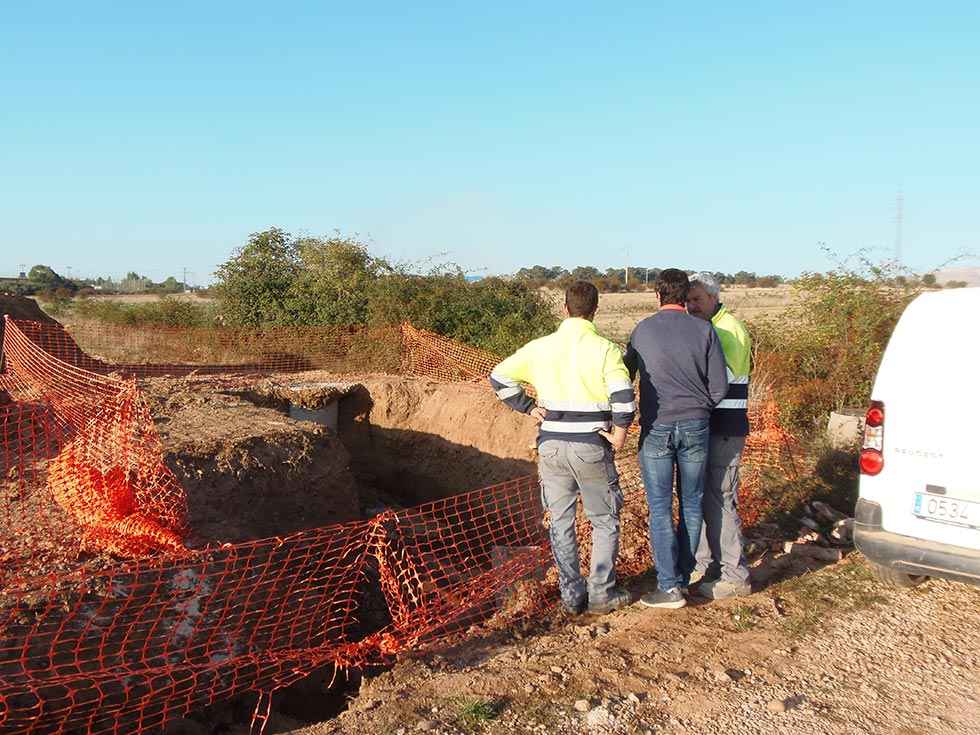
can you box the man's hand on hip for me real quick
[529,406,547,424]
[598,426,627,452]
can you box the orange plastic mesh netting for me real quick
[0,314,801,735]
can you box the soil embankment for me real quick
[143,377,363,544]
[154,371,540,533]
[340,375,538,504]
[1,294,58,396]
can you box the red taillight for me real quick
[860,400,885,475]
[860,448,884,475]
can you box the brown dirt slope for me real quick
[0,294,55,324]
[1,295,57,383]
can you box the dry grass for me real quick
[590,286,796,342]
[85,293,213,304]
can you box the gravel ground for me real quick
[291,555,980,735]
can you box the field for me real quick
[85,292,213,304]
[51,286,794,346]
[539,286,795,343]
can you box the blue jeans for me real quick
[538,439,623,608]
[639,419,710,592]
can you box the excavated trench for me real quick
[0,299,541,732]
[141,372,540,733]
[144,373,539,542]
[0,371,541,733]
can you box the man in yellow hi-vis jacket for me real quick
[490,281,636,615]
[686,272,753,599]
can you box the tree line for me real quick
[0,266,190,298]
[513,265,786,292]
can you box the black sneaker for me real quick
[561,598,587,615]
[639,587,687,609]
[587,588,632,615]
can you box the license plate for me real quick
[913,493,980,530]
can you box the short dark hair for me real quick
[656,268,690,306]
[565,280,599,318]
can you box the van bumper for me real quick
[854,499,980,587]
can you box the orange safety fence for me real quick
[57,320,501,381]
[0,315,801,735]
[39,320,408,377]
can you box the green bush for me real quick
[212,228,300,326]
[751,257,921,432]
[368,271,557,355]
[213,228,557,356]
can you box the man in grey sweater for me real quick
[624,269,729,609]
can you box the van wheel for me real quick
[871,563,928,588]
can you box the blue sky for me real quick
[2,2,978,284]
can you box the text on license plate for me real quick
[913,493,980,530]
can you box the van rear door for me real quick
[865,289,980,551]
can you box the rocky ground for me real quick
[291,555,980,735]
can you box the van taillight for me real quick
[860,448,884,475]
[860,400,884,476]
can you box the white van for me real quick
[855,287,980,587]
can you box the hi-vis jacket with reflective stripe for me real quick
[711,304,752,437]
[490,318,636,445]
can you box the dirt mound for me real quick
[1,295,56,360]
[1,296,58,393]
[141,377,362,544]
[0,294,55,324]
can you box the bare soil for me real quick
[0,294,58,381]
[337,374,537,504]
[0,294,56,326]
[141,370,540,543]
[293,557,980,735]
[142,376,363,544]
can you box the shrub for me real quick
[369,271,556,355]
[751,256,921,432]
[212,228,299,326]
[286,236,388,325]
[212,228,557,356]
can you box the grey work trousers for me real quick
[538,439,623,607]
[694,435,751,585]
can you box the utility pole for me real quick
[18,263,27,279]
[895,190,904,264]
[625,246,630,291]
[182,267,188,292]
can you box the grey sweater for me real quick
[624,308,729,430]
